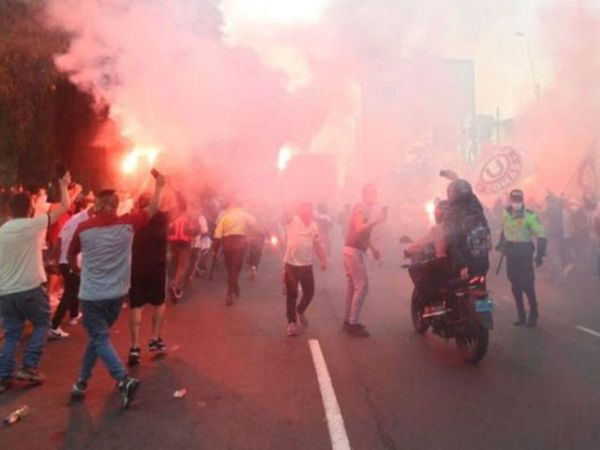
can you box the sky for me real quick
[221,0,561,117]
[44,0,600,203]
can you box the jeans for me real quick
[284,264,315,323]
[52,264,80,329]
[0,287,51,378]
[343,247,369,325]
[79,298,127,382]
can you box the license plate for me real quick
[475,298,494,313]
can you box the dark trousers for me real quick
[224,247,246,298]
[506,243,537,320]
[284,264,315,323]
[52,264,80,329]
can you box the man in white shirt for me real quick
[188,212,211,280]
[283,202,327,336]
[0,172,72,393]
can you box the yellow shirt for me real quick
[214,207,256,238]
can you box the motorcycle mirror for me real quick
[399,236,414,244]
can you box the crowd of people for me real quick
[0,169,347,407]
[1,167,599,408]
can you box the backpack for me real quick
[461,207,491,259]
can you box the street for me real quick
[1,251,600,450]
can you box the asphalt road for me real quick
[1,250,600,449]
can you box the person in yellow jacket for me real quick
[497,189,547,327]
[213,196,256,305]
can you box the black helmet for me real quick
[509,189,524,202]
[447,179,473,204]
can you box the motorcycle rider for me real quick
[497,189,547,327]
[443,178,491,280]
[405,200,450,313]
[406,200,448,259]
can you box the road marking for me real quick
[308,339,351,450]
[576,325,600,339]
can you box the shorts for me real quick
[129,267,167,308]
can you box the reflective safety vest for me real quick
[501,208,546,243]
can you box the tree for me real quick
[0,0,102,187]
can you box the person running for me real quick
[68,173,164,408]
[0,172,73,393]
[283,203,327,336]
[128,189,186,366]
[213,195,256,305]
[343,184,387,337]
[49,193,94,339]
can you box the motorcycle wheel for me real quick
[456,324,489,364]
[411,289,431,334]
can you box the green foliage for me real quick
[0,0,72,185]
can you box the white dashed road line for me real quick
[308,339,351,450]
[576,325,600,339]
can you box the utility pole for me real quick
[514,31,541,101]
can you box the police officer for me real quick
[498,189,547,327]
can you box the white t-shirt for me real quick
[284,215,320,267]
[58,210,91,265]
[0,214,49,296]
[192,215,211,250]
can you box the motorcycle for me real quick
[401,241,494,364]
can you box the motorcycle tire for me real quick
[455,324,489,364]
[411,289,431,334]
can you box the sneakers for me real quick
[514,318,527,326]
[249,266,257,280]
[346,323,370,338]
[128,347,141,366]
[49,327,70,339]
[16,367,46,384]
[527,315,538,328]
[71,379,88,398]
[69,313,83,325]
[296,311,308,328]
[286,322,298,337]
[225,295,234,306]
[118,377,140,409]
[149,338,167,352]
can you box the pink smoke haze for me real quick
[44,0,599,215]
[515,1,600,202]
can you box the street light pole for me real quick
[514,31,541,101]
